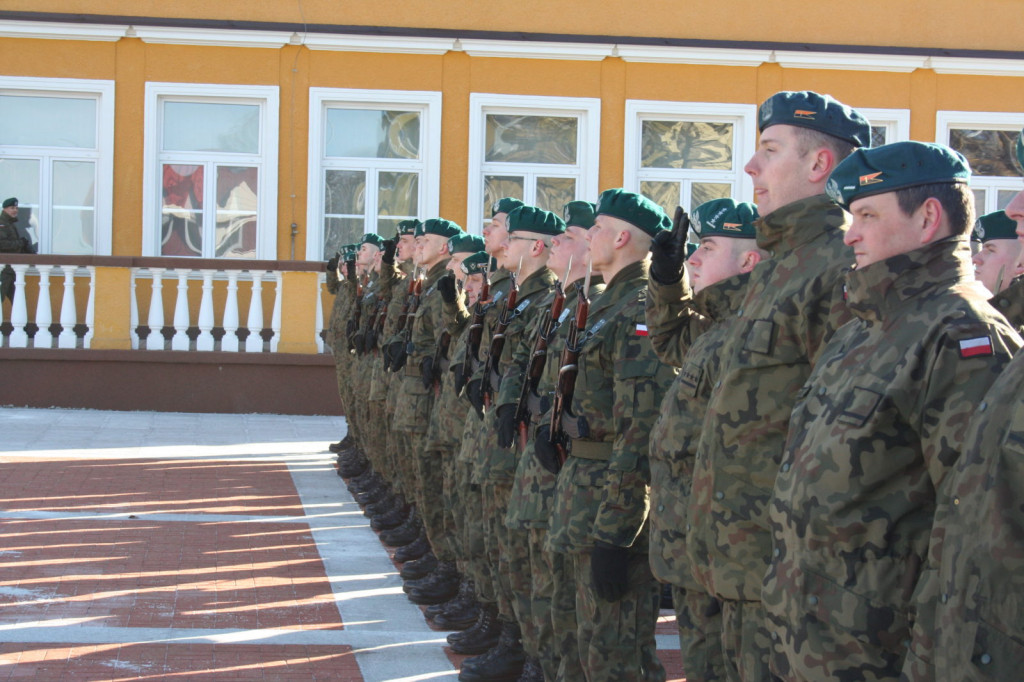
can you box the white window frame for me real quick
[624,100,757,210]
[936,110,1024,214]
[858,107,911,146]
[306,87,442,261]
[0,75,115,255]
[143,82,279,259]
[468,93,601,235]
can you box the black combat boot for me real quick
[337,450,368,478]
[457,619,525,681]
[380,512,421,547]
[370,498,408,531]
[516,657,543,682]
[354,480,388,506]
[425,574,464,619]
[393,531,431,563]
[407,561,460,605]
[366,490,402,517]
[432,579,480,630]
[347,469,380,495]
[449,603,500,655]
[400,551,438,580]
[329,434,354,453]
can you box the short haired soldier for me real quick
[972,210,1024,330]
[765,141,1022,681]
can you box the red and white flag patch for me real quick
[635,324,649,337]
[959,336,993,358]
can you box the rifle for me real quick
[403,272,425,353]
[513,258,570,451]
[549,261,592,466]
[365,292,387,353]
[384,268,420,371]
[460,268,491,393]
[482,259,522,407]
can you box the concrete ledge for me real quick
[0,349,341,415]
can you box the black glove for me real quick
[382,238,397,265]
[496,404,517,449]
[420,356,436,391]
[533,424,563,475]
[382,341,393,371]
[388,340,407,371]
[345,260,357,282]
[467,379,485,418]
[452,364,467,395]
[353,331,366,355]
[346,318,358,337]
[365,328,378,351]
[326,255,339,272]
[649,206,690,285]
[438,273,458,304]
[590,543,632,602]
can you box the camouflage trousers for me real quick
[721,599,778,682]
[671,585,725,682]
[332,342,358,444]
[514,527,561,680]
[457,461,494,605]
[441,443,465,562]
[572,550,665,682]
[550,540,583,682]
[384,379,407,498]
[506,527,539,658]
[418,448,455,562]
[482,480,516,620]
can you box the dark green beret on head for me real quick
[1016,128,1024,174]
[396,219,421,237]
[418,218,463,239]
[685,242,698,259]
[460,251,490,276]
[826,141,970,210]
[491,197,525,217]
[507,205,566,236]
[2,197,17,209]
[563,200,597,229]
[359,233,384,249]
[691,199,759,239]
[448,232,485,254]
[596,188,671,237]
[973,210,1019,242]
[759,90,871,148]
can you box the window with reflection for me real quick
[942,120,1024,215]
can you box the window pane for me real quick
[377,217,404,239]
[0,158,41,205]
[325,109,420,159]
[972,189,986,214]
[691,182,732,208]
[0,95,96,148]
[215,166,258,258]
[949,129,1019,177]
[870,126,888,149]
[998,190,1019,210]
[324,217,364,258]
[536,177,576,214]
[485,115,577,164]
[163,101,260,154]
[640,180,680,217]
[325,170,365,215]
[378,171,419,217]
[161,164,203,257]
[51,160,96,255]
[483,175,524,221]
[641,120,733,170]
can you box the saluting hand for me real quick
[649,205,690,285]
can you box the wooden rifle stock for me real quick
[482,271,519,407]
[513,280,565,452]
[549,280,589,465]
[461,276,490,391]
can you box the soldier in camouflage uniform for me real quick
[349,234,385,476]
[764,142,1023,682]
[685,91,871,682]
[502,200,605,681]
[900,129,1024,682]
[646,199,766,682]
[537,189,677,682]
[326,245,364,474]
[971,209,1024,330]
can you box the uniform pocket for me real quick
[837,385,885,427]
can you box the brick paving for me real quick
[0,408,685,681]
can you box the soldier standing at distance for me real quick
[538,189,677,682]
[686,91,870,681]
[646,199,766,682]
[972,209,1024,329]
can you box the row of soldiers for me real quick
[325,88,1024,682]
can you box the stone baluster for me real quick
[196,269,216,351]
[315,273,325,353]
[270,270,283,353]
[245,270,264,352]
[84,266,95,349]
[58,265,79,349]
[222,270,240,352]
[129,269,139,350]
[146,268,165,350]
[8,264,31,348]
[33,264,54,349]
[171,269,191,351]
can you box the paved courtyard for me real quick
[0,408,684,681]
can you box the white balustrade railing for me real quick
[2,258,328,353]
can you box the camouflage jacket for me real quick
[505,277,606,529]
[764,239,1021,679]
[648,271,750,589]
[546,260,677,553]
[990,274,1024,332]
[369,261,413,402]
[424,293,474,452]
[689,193,853,602]
[326,268,357,352]
[478,266,557,483]
[906,350,1024,682]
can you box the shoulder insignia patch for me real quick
[959,335,993,358]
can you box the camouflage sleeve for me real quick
[326,268,341,294]
[495,311,542,408]
[646,274,706,367]
[591,303,676,548]
[804,268,854,367]
[443,297,471,337]
[410,291,443,362]
[379,260,399,290]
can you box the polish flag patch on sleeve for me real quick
[959,335,993,358]
[635,324,649,337]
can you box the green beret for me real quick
[359,233,384,249]
[685,242,698,259]
[759,90,871,148]
[448,232,485,254]
[973,210,1019,242]
[563,200,597,229]
[507,206,566,237]
[396,219,421,237]
[460,251,491,276]
[691,199,759,239]
[596,188,671,237]
[2,197,17,209]
[491,197,525,217]
[1016,128,1024,175]
[826,141,970,210]
[417,218,463,239]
